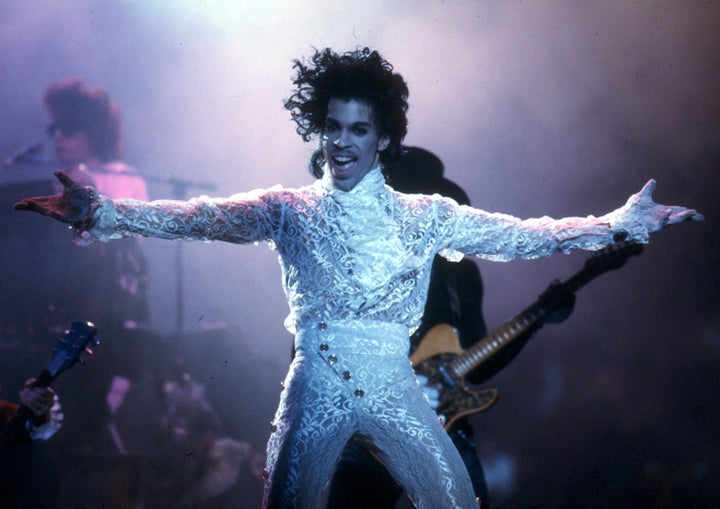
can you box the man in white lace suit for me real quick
[14,47,702,508]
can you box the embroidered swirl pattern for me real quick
[84,167,633,508]
[90,169,619,335]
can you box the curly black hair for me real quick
[284,47,409,178]
[43,78,123,163]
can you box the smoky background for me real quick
[1,1,718,507]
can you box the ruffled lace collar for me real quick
[318,164,386,196]
[317,165,415,311]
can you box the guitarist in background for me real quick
[326,147,576,509]
[0,378,62,446]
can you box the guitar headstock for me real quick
[44,321,99,382]
[584,240,644,277]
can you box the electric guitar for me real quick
[410,241,643,430]
[0,321,98,449]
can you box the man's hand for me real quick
[415,373,442,410]
[617,179,704,240]
[539,280,576,324]
[19,379,56,421]
[13,168,97,225]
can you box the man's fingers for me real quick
[669,208,704,224]
[54,170,75,188]
[681,208,705,222]
[13,198,45,212]
[13,198,65,222]
[639,179,657,197]
[13,199,31,210]
[14,198,49,214]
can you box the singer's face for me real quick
[321,98,389,191]
[49,120,95,165]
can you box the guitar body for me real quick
[410,325,499,430]
[410,323,464,360]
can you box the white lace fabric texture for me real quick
[85,167,627,335]
[267,320,477,508]
[81,166,643,508]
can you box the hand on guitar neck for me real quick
[538,280,576,324]
[411,240,643,429]
[0,320,98,448]
[0,380,62,446]
[18,379,58,427]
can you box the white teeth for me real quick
[333,155,354,165]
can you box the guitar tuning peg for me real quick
[85,348,94,356]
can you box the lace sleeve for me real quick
[440,201,636,262]
[77,187,284,245]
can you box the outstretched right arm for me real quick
[14,169,279,245]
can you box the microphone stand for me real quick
[145,174,217,336]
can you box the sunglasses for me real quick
[46,122,82,137]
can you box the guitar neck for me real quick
[449,302,544,378]
[448,265,599,379]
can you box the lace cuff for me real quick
[73,196,120,245]
[600,208,651,244]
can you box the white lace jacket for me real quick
[83,166,631,334]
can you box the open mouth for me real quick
[331,153,358,170]
[329,153,360,180]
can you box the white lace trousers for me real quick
[263,320,478,508]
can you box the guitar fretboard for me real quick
[449,303,545,378]
[446,241,642,381]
